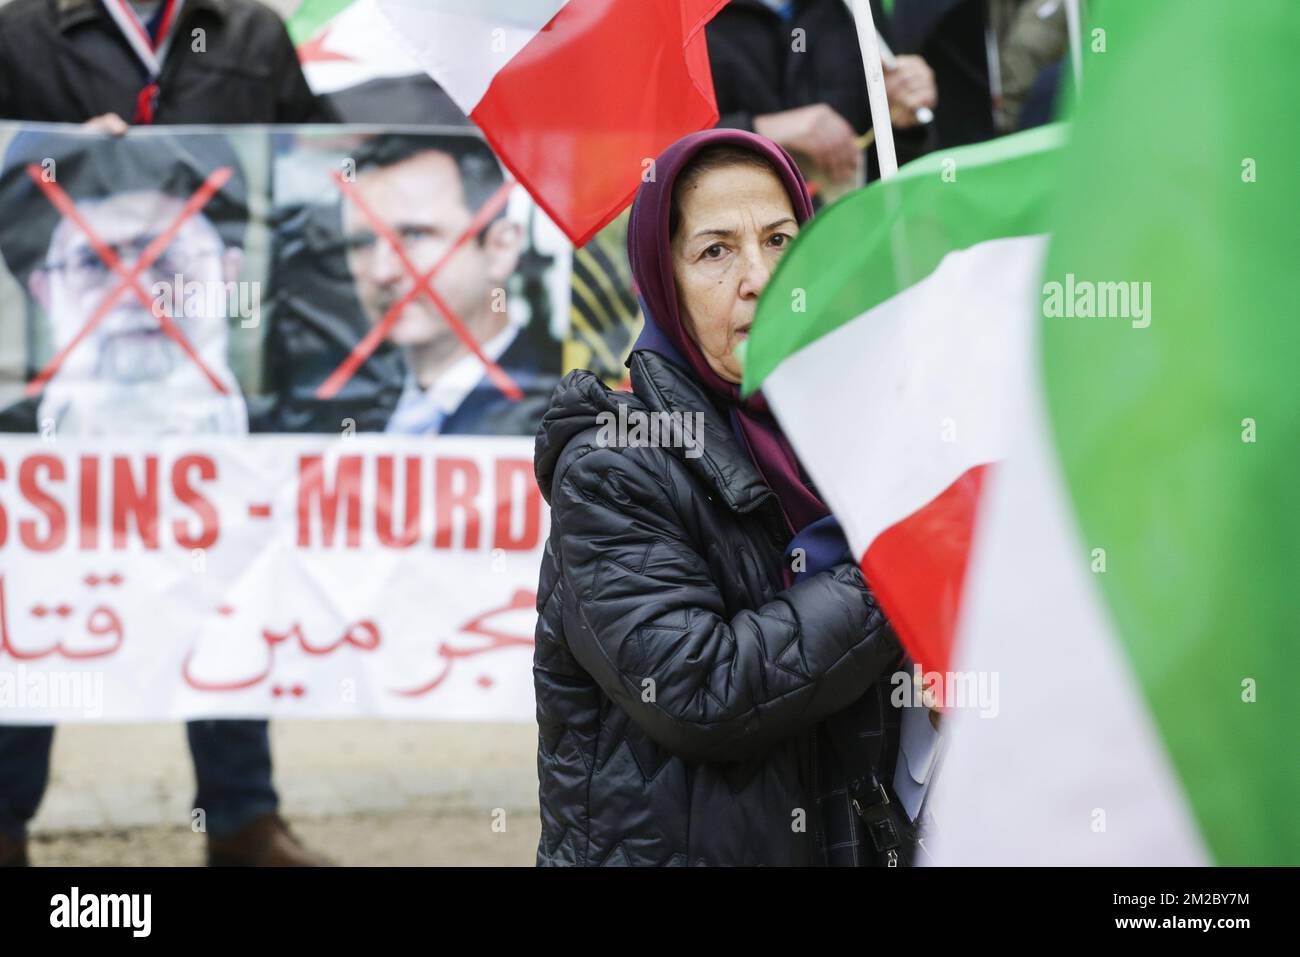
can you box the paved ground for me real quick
[29,809,540,867]
[26,720,541,866]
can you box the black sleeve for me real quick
[268,15,337,124]
[716,109,755,133]
[703,9,780,138]
[551,443,899,764]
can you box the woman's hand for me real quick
[553,449,901,764]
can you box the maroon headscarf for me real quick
[626,128,829,536]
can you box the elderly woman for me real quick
[533,129,908,866]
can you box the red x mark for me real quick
[317,174,522,402]
[23,165,235,398]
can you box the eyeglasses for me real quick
[43,236,223,290]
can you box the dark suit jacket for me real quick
[0,0,333,124]
[434,323,560,437]
[705,0,994,163]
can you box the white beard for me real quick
[38,382,248,436]
[37,324,248,437]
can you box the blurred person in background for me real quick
[0,0,333,126]
[988,0,1069,132]
[884,0,998,148]
[705,0,938,189]
[0,0,333,867]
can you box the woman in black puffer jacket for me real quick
[532,128,905,866]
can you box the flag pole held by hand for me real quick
[875,28,933,127]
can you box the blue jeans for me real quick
[0,720,278,840]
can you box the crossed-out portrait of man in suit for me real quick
[338,134,558,436]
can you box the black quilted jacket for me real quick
[532,349,902,866]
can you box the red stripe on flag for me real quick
[861,463,991,682]
[469,0,722,247]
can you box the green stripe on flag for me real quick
[286,0,355,44]
[1042,0,1300,864]
[744,124,1063,395]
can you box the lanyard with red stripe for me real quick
[100,0,185,124]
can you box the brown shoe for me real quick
[206,813,332,867]
[0,832,29,867]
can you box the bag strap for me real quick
[823,687,907,862]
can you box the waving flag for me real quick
[373,0,727,246]
[928,0,1299,866]
[744,125,1062,678]
[291,0,423,94]
[749,0,1299,865]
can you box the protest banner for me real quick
[0,123,572,722]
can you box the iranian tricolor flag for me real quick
[745,125,1062,681]
[746,0,1298,865]
[371,0,727,247]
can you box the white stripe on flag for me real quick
[374,0,569,114]
[299,0,423,95]
[927,321,1209,866]
[764,235,1046,559]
